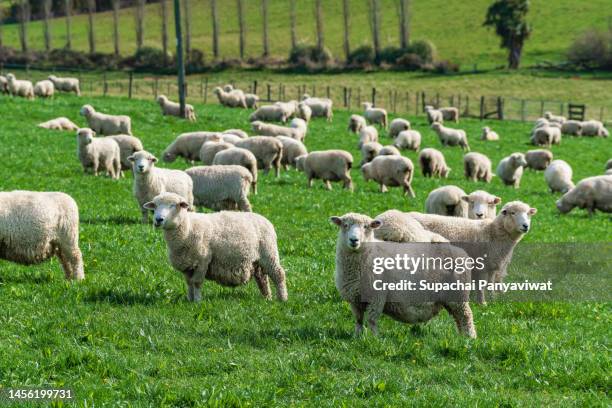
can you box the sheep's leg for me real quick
[92,159,100,176]
[307,177,314,188]
[365,302,383,336]
[380,184,388,193]
[58,244,84,281]
[253,266,272,300]
[350,303,365,336]
[343,177,353,191]
[404,182,416,198]
[252,181,258,195]
[476,288,487,306]
[324,180,333,190]
[237,195,252,212]
[260,256,288,302]
[189,268,207,303]
[445,302,477,338]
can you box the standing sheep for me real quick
[544,111,566,124]
[531,124,561,147]
[556,175,612,216]
[213,87,247,108]
[106,134,144,174]
[425,105,443,124]
[439,107,460,122]
[76,128,121,179]
[245,93,260,108]
[185,165,253,212]
[235,136,283,177]
[6,73,34,99]
[496,153,527,188]
[348,114,367,133]
[418,148,450,178]
[199,141,234,165]
[156,95,197,121]
[378,145,400,156]
[38,117,79,131]
[358,125,379,149]
[388,118,411,138]
[48,75,80,95]
[431,122,470,151]
[544,160,574,193]
[425,186,468,217]
[213,148,259,194]
[525,149,553,171]
[481,126,499,141]
[560,120,582,136]
[462,190,501,219]
[34,80,55,98]
[464,152,493,183]
[296,150,353,191]
[0,75,8,93]
[249,104,290,123]
[276,136,307,170]
[359,142,383,167]
[394,130,421,152]
[251,119,307,142]
[80,104,132,136]
[162,132,222,163]
[296,102,312,122]
[362,102,388,129]
[301,95,333,121]
[361,155,416,197]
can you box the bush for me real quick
[347,45,375,66]
[408,40,437,64]
[47,48,94,69]
[185,49,206,72]
[395,53,423,70]
[432,60,460,74]
[567,29,612,70]
[378,46,406,64]
[288,44,333,67]
[125,47,169,71]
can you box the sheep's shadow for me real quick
[83,216,141,226]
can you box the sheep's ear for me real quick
[178,201,190,210]
[127,155,135,162]
[330,216,342,226]
[461,195,470,203]
[528,208,537,216]
[151,156,158,163]
[143,202,156,210]
[370,220,382,229]
[491,196,502,205]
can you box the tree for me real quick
[211,0,219,59]
[135,0,146,50]
[483,0,532,69]
[112,0,121,55]
[262,0,269,57]
[367,0,381,59]
[18,0,29,53]
[289,0,297,49]
[315,0,324,50]
[398,0,410,49]
[183,0,192,60]
[42,0,52,51]
[87,0,96,53]
[160,0,169,63]
[342,0,350,59]
[64,0,72,49]
[237,0,246,60]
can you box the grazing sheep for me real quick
[361,155,416,197]
[373,209,448,243]
[6,73,34,99]
[223,129,249,139]
[186,165,253,212]
[544,160,574,194]
[80,104,132,136]
[199,141,233,165]
[464,152,493,183]
[560,120,582,136]
[532,118,549,130]
[418,148,450,178]
[431,122,470,151]
[38,117,79,131]
[249,104,289,123]
[531,123,561,146]
[156,95,196,121]
[394,130,421,152]
[388,118,411,138]
[425,105,443,124]
[76,128,121,179]
[360,142,383,167]
[496,153,527,188]
[544,111,566,124]
[463,190,501,219]
[0,191,84,280]
[275,100,299,119]
[213,87,247,108]
[48,75,80,95]
[296,102,312,122]
[143,192,287,302]
[481,126,499,141]
[331,213,476,337]
[358,125,379,149]
[245,93,259,108]
[301,95,333,121]
[348,114,367,133]
[235,136,283,177]
[580,120,609,137]
[276,136,307,170]
[251,119,307,142]
[296,150,353,191]
[525,149,553,171]
[219,133,242,145]
[439,107,459,122]
[0,75,8,93]
[425,186,468,217]
[556,175,612,216]
[410,201,537,304]
[379,145,400,156]
[106,134,144,173]
[362,102,388,129]
[34,80,55,98]
[213,147,259,194]
[162,132,222,163]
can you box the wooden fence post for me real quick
[540,101,544,117]
[326,86,330,99]
[343,87,348,107]
[128,72,133,99]
[371,87,376,105]
[103,73,108,97]
[203,78,208,103]
[497,97,504,120]
[347,87,352,110]
[465,96,470,117]
[479,96,485,120]
[253,80,258,95]
[521,99,526,121]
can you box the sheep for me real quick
[463,190,501,220]
[156,95,197,121]
[106,134,144,174]
[525,149,553,171]
[301,95,333,121]
[359,142,383,167]
[213,87,247,108]
[431,122,470,151]
[463,152,493,183]
[76,128,121,179]
[222,84,234,92]
[296,102,312,123]
[378,145,400,156]
[143,192,287,302]
[481,126,499,141]
[388,118,411,138]
[34,80,55,98]
[245,93,259,109]
[276,136,307,170]
[185,165,253,212]
[213,148,259,194]
[560,120,582,136]
[394,130,421,152]
[410,201,537,304]
[128,150,194,223]
[199,141,233,165]
[418,148,450,178]
[235,136,283,177]
[361,155,416,197]
[48,75,80,95]
[295,150,353,191]
[223,129,249,139]
[38,117,79,131]
[0,191,84,280]
[80,104,132,136]
[544,111,566,124]
[275,100,299,119]
[331,213,476,337]
[249,104,289,123]
[532,118,549,130]
[424,105,443,124]
[348,114,367,133]
[496,153,527,188]
[556,175,612,216]
[358,125,379,149]
[162,132,223,163]
[580,120,609,137]
[6,73,34,99]
[531,123,561,146]
[606,159,612,172]
[0,75,8,93]
[439,107,460,122]
[251,119,307,142]
[544,160,574,194]
[362,102,388,129]
[373,209,448,244]
[425,186,468,217]
[219,133,242,145]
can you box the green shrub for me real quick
[567,29,612,70]
[347,45,375,66]
[432,60,460,74]
[408,40,437,64]
[395,53,423,70]
[378,46,406,64]
[288,44,333,66]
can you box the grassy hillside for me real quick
[0,94,610,405]
[1,0,610,68]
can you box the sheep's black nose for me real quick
[155,217,164,224]
[522,224,529,230]
[475,213,484,218]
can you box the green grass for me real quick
[1,0,611,69]
[0,94,610,406]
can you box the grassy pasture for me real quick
[0,94,610,406]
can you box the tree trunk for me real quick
[135,0,146,50]
[237,0,246,60]
[398,0,410,49]
[368,0,381,59]
[64,0,72,49]
[342,0,350,59]
[43,0,52,52]
[87,0,96,54]
[160,0,168,64]
[508,38,523,69]
[262,0,269,57]
[18,0,29,53]
[289,0,297,49]
[315,0,324,50]
[112,0,121,55]
[183,0,192,61]
[211,0,219,59]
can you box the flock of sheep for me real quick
[1,72,611,339]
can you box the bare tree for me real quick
[398,0,410,48]
[112,0,121,55]
[160,0,169,63]
[135,0,146,50]
[368,0,381,59]
[18,0,30,53]
[211,0,219,59]
[289,0,297,49]
[315,0,324,50]
[42,0,52,51]
[64,0,72,49]
[87,0,96,53]
[262,0,269,57]
[183,0,192,60]
[237,0,246,59]
[342,0,351,59]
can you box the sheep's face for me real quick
[331,214,381,251]
[361,164,373,180]
[129,151,157,174]
[295,155,307,172]
[431,123,442,131]
[156,95,167,105]
[556,197,573,214]
[77,128,95,145]
[6,73,15,81]
[143,193,189,229]
[362,102,372,110]
[213,87,222,95]
[48,75,57,81]
[80,105,94,117]
[223,84,234,92]
[251,121,263,131]
[500,202,537,234]
[464,192,501,220]
[441,166,451,178]
[511,153,527,168]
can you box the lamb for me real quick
[245,93,259,108]
[34,80,55,98]
[143,192,287,302]
[360,142,383,167]
[0,75,8,93]
[425,186,468,217]
[410,201,537,304]
[560,120,582,136]
[212,148,259,194]
[463,190,501,219]
[525,149,553,171]
[156,95,197,121]
[6,73,34,99]
[162,132,222,163]
[424,105,443,124]
[38,117,79,131]
[223,129,249,139]
[249,104,289,123]
[76,128,121,179]
[80,104,132,136]
[301,95,333,121]
[439,107,460,122]
[106,134,144,173]
[431,122,470,151]
[394,130,421,151]
[544,111,566,124]
[556,175,612,216]
[531,124,561,146]
[362,102,388,129]
[251,119,307,142]
[580,120,609,137]
[496,153,527,188]
[361,155,416,197]
[544,160,574,194]
[235,136,283,177]
[331,213,476,337]
[213,87,247,108]
[296,102,312,122]
[48,75,80,95]
[481,126,499,141]
[276,136,307,170]
[463,152,493,183]
[0,190,84,280]
[295,150,353,191]
[128,150,194,223]
[199,141,233,165]
[348,114,367,133]
[418,148,450,178]
[358,125,379,149]
[378,145,400,156]
[388,118,411,138]
[185,165,253,212]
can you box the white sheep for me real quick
[6,73,34,99]
[213,87,247,108]
[378,145,400,156]
[219,133,242,145]
[348,114,367,133]
[431,122,470,151]
[361,155,416,197]
[76,128,121,179]
[296,150,353,191]
[424,105,443,124]
[425,186,468,217]
[251,119,307,142]
[212,147,259,194]
[0,75,8,93]
[388,118,411,138]
[106,134,144,174]
[362,102,388,129]
[275,100,299,119]
[359,142,382,167]
[532,118,549,130]
[223,129,249,139]
[128,150,194,223]
[301,95,333,121]
[48,75,80,95]
[463,190,501,219]
[80,104,132,136]
[544,111,566,124]
[481,126,499,141]
[245,93,260,108]
[0,190,84,280]
[276,136,307,170]
[544,160,574,194]
[556,175,612,216]
[358,125,379,149]
[249,104,290,123]
[38,117,79,131]
[418,148,450,178]
[531,123,561,146]
[373,209,448,243]
[496,153,527,188]
[162,132,222,163]
[186,165,253,212]
[560,120,582,136]
[235,136,283,177]
[199,141,233,165]
[143,192,287,302]
[34,80,55,98]
[394,130,421,152]
[439,107,459,122]
[580,120,609,137]
[464,152,493,183]
[525,149,553,171]
[296,102,312,122]
[606,159,612,172]
[156,95,197,121]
